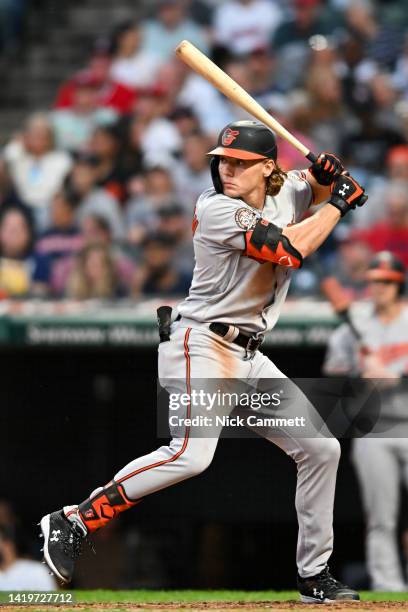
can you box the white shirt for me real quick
[213,0,283,55]
[178,75,233,135]
[110,52,163,89]
[140,118,182,161]
[0,559,56,591]
[3,141,72,209]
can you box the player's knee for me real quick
[182,448,214,477]
[368,518,397,533]
[301,437,341,468]
[319,438,341,467]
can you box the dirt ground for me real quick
[0,601,406,612]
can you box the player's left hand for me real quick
[309,153,344,186]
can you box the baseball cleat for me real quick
[39,510,87,584]
[297,566,360,604]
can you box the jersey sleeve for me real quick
[287,170,313,221]
[199,195,259,251]
[323,323,360,376]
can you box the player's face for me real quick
[368,280,399,307]
[218,156,273,207]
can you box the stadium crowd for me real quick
[0,0,407,301]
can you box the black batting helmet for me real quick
[366,251,406,295]
[208,120,277,193]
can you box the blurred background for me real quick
[0,0,408,592]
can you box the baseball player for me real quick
[324,251,408,591]
[39,120,366,602]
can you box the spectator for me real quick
[109,20,163,89]
[351,145,408,229]
[352,181,408,267]
[88,124,127,202]
[126,166,178,246]
[169,106,201,139]
[68,152,124,239]
[2,113,72,230]
[341,101,405,175]
[0,526,56,591]
[173,132,212,211]
[326,231,373,299]
[66,243,127,300]
[35,187,82,264]
[174,59,233,135]
[51,72,117,151]
[142,0,209,63]
[345,0,405,71]
[305,56,349,152]
[264,92,317,170]
[51,214,135,298]
[0,501,17,530]
[0,204,50,298]
[386,145,408,180]
[212,0,282,55]
[243,46,281,105]
[130,85,182,165]
[54,53,137,115]
[272,0,341,92]
[133,233,191,298]
[393,36,408,100]
[156,204,194,275]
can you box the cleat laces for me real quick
[61,524,95,560]
[62,526,84,560]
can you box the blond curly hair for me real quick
[266,163,287,197]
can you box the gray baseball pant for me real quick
[114,322,340,578]
[352,437,408,591]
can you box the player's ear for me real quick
[262,159,275,178]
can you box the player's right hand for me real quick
[329,172,367,217]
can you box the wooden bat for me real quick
[175,40,317,163]
[320,277,367,348]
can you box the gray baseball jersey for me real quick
[177,170,312,335]
[324,305,408,421]
[324,303,408,591]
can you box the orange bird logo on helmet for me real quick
[222,128,240,146]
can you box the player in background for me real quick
[39,120,367,603]
[324,252,408,591]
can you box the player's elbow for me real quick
[244,223,303,268]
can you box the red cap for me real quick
[387,145,408,166]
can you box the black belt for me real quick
[175,315,263,353]
[209,322,263,353]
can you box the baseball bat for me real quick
[320,277,366,345]
[175,40,318,163]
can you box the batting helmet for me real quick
[366,251,406,294]
[208,120,277,193]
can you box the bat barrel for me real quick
[176,40,317,161]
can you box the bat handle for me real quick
[306,151,318,164]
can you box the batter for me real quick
[39,120,366,603]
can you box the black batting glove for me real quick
[329,172,368,217]
[310,152,344,186]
